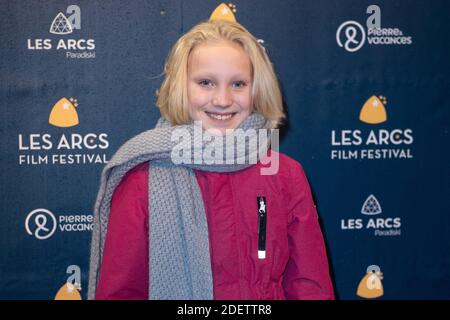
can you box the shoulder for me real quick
[261,151,312,199]
[259,150,307,180]
[113,161,149,199]
[278,152,304,171]
[121,161,149,183]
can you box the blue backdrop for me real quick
[1,0,449,299]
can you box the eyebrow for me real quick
[190,72,252,81]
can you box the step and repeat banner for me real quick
[1,0,449,300]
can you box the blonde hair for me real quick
[156,19,285,128]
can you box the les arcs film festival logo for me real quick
[18,96,110,166]
[330,94,414,161]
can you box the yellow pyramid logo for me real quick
[356,265,384,299]
[54,282,82,300]
[210,3,237,22]
[49,97,79,127]
[359,95,387,124]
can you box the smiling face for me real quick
[187,40,253,134]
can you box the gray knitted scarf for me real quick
[88,112,269,300]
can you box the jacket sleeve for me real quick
[282,162,335,300]
[95,162,149,300]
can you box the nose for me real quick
[211,87,232,108]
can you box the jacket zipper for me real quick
[257,196,267,259]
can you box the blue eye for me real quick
[198,79,213,87]
[233,81,247,88]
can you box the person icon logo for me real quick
[336,21,366,52]
[25,208,57,240]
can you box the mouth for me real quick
[205,111,237,121]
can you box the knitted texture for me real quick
[87,113,268,300]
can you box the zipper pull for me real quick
[257,196,267,259]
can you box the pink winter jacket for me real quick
[95,152,335,300]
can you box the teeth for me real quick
[207,113,233,120]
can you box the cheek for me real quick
[236,91,253,112]
[188,87,210,110]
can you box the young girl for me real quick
[88,19,334,300]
